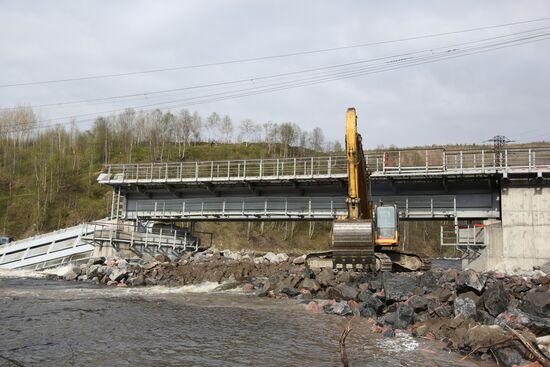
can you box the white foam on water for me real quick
[376,331,419,353]
[42,263,77,277]
[117,281,224,296]
[0,268,46,279]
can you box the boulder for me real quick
[493,345,531,367]
[464,325,509,351]
[419,271,437,289]
[357,289,373,302]
[86,264,102,278]
[536,335,550,360]
[407,295,429,312]
[383,273,418,302]
[242,283,254,292]
[496,308,550,336]
[324,301,353,316]
[434,305,453,318]
[482,281,509,317]
[362,294,384,314]
[394,303,415,329]
[520,291,550,318]
[335,283,358,301]
[129,274,145,286]
[316,268,337,287]
[263,252,288,264]
[300,278,321,292]
[292,255,306,265]
[109,267,128,282]
[279,288,300,297]
[382,328,396,338]
[305,301,321,313]
[454,296,477,319]
[154,254,170,263]
[456,269,486,293]
[360,305,377,318]
[63,270,79,281]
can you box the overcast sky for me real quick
[1,1,549,148]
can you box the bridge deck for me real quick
[98,148,550,186]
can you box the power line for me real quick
[4,24,550,112]
[2,28,549,134]
[1,16,550,88]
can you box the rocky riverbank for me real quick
[54,249,550,367]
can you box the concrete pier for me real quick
[466,185,550,272]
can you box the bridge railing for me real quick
[375,147,550,176]
[125,196,348,220]
[99,156,349,183]
[98,147,550,184]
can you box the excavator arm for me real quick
[344,108,370,220]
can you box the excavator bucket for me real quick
[332,220,375,271]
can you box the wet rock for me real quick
[454,296,477,318]
[106,280,118,286]
[394,303,415,330]
[280,288,300,297]
[242,283,254,292]
[335,283,358,301]
[383,328,396,338]
[300,278,321,292]
[383,273,418,302]
[360,305,377,318]
[305,301,321,313]
[457,269,486,294]
[324,301,353,316]
[520,291,550,318]
[63,270,79,281]
[482,281,509,317]
[362,295,384,315]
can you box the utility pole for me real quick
[485,135,514,166]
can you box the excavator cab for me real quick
[374,205,399,246]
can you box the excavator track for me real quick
[378,249,432,272]
[374,252,393,272]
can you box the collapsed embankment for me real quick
[53,249,550,367]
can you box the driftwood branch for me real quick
[339,317,354,367]
[504,325,550,367]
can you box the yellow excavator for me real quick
[307,108,431,272]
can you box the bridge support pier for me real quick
[464,185,550,272]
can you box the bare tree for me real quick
[206,112,221,142]
[177,109,193,157]
[219,115,234,143]
[278,122,300,157]
[191,111,202,143]
[310,127,325,152]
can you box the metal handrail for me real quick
[98,147,550,183]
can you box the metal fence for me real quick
[98,148,550,184]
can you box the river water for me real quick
[0,270,492,367]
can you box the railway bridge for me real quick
[98,147,550,272]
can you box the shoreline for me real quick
[47,249,550,367]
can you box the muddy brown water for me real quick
[0,270,493,367]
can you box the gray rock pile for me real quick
[54,250,550,366]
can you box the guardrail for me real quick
[81,222,200,252]
[440,223,486,260]
[97,148,550,184]
[125,196,348,220]
[98,156,348,184]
